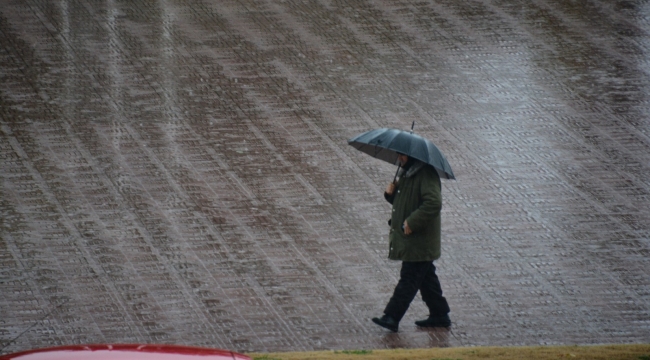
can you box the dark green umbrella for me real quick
[348,126,455,180]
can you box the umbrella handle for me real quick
[393,165,401,183]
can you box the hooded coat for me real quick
[385,161,442,261]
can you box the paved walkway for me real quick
[1,0,649,354]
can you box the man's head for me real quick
[397,153,409,166]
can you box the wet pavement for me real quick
[1,0,649,355]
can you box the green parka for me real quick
[385,162,442,261]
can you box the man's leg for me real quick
[416,261,451,327]
[383,261,430,322]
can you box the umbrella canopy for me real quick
[348,128,455,180]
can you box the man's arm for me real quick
[405,169,441,233]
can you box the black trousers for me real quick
[383,261,450,322]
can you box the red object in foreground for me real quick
[0,344,251,360]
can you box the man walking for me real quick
[372,153,451,332]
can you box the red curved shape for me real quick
[0,344,251,360]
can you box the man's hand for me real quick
[385,182,396,195]
[403,220,412,235]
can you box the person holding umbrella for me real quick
[348,126,454,332]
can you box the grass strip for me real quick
[249,344,650,360]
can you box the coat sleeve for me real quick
[405,168,441,233]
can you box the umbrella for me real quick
[348,125,455,180]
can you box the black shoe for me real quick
[372,314,399,332]
[415,314,451,328]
